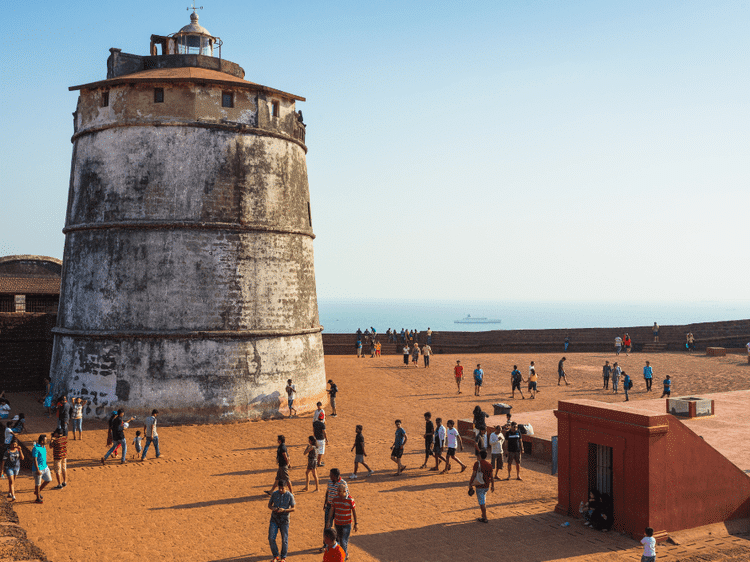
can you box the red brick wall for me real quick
[0,313,56,391]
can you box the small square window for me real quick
[222,91,234,108]
[154,88,164,103]
[271,100,280,117]
[101,91,109,107]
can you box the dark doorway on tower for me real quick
[588,443,612,497]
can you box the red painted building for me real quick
[554,399,750,541]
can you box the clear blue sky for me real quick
[3,1,749,303]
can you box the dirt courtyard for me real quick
[7,350,750,562]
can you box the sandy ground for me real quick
[6,350,750,562]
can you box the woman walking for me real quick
[1,437,24,501]
[301,435,319,492]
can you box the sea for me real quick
[317,299,750,334]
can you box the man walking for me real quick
[328,484,358,559]
[432,417,447,471]
[267,435,293,495]
[327,380,338,417]
[57,396,72,437]
[419,412,434,470]
[441,420,467,473]
[558,357,570,386]
[505,422,523,480]
[102,410,133,465]
[603,361,611,390]
[286,379,297,417]
[469,450,494,523]
[268,479,295,562]
[422,343,432,367]
[313,413,328,467]
[489,425,505,480]
[643,361,654,392]
[474,364,484,396]
[141,409,161,461]
[454,361,464,394]
[321,469,348,554]
[32,434,52,503]
[50,429,68,490]
[511,365,525,399]
[390,420,407,475]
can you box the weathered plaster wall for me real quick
[51,331,326,421]
[53,79,323,421]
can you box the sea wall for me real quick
[321,319,750,355]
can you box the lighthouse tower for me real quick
[50,11,326,421]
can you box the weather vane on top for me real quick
[188,1,203,13]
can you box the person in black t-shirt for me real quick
[327,380,339,417]
[350,425,373,478]
[313,415,328,467]
[419,412,435,469]
[266,434,293,495]
[504,422,523,480]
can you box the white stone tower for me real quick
[50,11,326,421]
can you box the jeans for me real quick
[624,385,629,400]
[645,378,652,391]
[141,435,160,459]
[73,418,83,432]
[105,438,127,463]
[268,518,289,558]
[335,523,351,557]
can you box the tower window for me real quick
[271,100,280,117]
[154,88,164,103]
[101,91,109,107]
[222,91,234,108]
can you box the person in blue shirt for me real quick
[511,366,525,399]
[32,434,52,503]
[623,372,631,402]
[643,361,654,392]
[661,375,672,398]
[474,365,484,396]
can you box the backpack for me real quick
[627,379,633,390]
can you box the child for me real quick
[350,425,374,478]
[661,375,671,398]
[641,527,656,562]
[132,430,143,460]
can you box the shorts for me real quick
[653,331,659,337]
[491,453,503,469]
[512,382,521,391]
[5,467,19,477]
[641,556,655,562]
[507,451,521,465]
[392,447,404,459]
[330,397,336,409]
[354,454,365,463]
[528,381,537,391]
[433,443,442,456]
[288,398,294,409]
[33,467,52,486]
[474,379,483,386]
[424,440,433,454]
[307,457,318,470]
[446,447,456,458]
[276,465,290,483]
[663,389,671,396]
[476,487,488,505]
[53,458,67,473]
[316,439,326,455]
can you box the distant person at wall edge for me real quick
[614,335,622,356]
[426,327,433,345]
[454,360,464,394]
[557,357,570,385]
[564,335,570,351]
[421,342,432,367]
[623,333,632,355]
[411,343,420,367]
[686,332,695,351]
[652,322,660,343]
[402,344,410,366]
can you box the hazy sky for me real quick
[3,1,748,303]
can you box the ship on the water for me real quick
[455,315,501,324]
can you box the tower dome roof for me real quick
[178,11,211,36]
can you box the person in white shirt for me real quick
[441,420,467,473]
[489,425,505,479]
[640,527,656,562]
[431,418,447,471]
[285,379,297,418]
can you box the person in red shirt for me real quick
[454,360,464,394]
[322,528,345,562]
[327,484,357,559]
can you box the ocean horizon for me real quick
[317,299,750,334]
